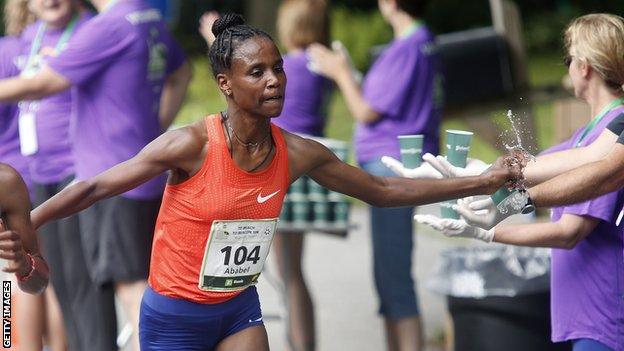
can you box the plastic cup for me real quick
[442,130,473,218]
[398,135,424,169]
[445,130,473,167]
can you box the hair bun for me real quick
[212,13,246,37]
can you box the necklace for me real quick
[221,112,274,172]
[222,111,271,149]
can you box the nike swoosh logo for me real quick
[257,190,280,203]
[249,317,263,323]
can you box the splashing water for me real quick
[500,109,536,191]
[496,190,529,214]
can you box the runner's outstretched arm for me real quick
[31,124,204,229]
[285,134,519,207]
[529,143,624,207]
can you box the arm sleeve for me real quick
[47,20,134,85]
[606,113,624,138]
[363,46,424,118]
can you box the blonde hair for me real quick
[3,0,35,35]
[277,0,329,50]
[565,13,624,92]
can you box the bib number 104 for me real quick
[221,245,261,266]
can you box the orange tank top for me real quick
[149,114,290,304]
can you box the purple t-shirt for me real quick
[0,36,32,191]
[48,0,186,199]
[272,51,331,137]
[356,26,441,163]
[549,107,624,350]
[19,12,93,184]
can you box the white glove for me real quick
[414,214,494,242]
[381,154,443,179]
[453,194,527,230]
[425,155,489,177]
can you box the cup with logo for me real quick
[441,129,473,219]
[398,135,424,169]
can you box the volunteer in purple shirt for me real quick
[16,1,119,350]
[0,37,31,192]
[0,0,192,349]
[418,14,624,351]
[308,1,441,349]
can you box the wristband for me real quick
[16,253,35,282]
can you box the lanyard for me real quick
[575,98,624,147]
[25,15,79,72]
[400,20,424,38]
[102,0,121,12]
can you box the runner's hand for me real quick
[414,214,494,242]
[425,155,490,177]
[381,154,443,179]
[453,195,526,230]
[0,219,31,276]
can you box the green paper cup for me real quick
[312,202,330,227]
[398,135,424,169]
[333,202,349,227]
[491,187,515,205]
[308,180,327,202]
[445,130,473,167]
[491,188,534,214]
[279,200,291,223]
[440,201,460,220]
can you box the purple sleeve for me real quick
[363,46,423,118]
[561,190,621,223]
[538,126,585,156]
[47,20,133,85]
[538,141,569,156]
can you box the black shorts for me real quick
[79,195,161,286]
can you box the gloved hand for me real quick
[453,194,527,230]
[414,214,494,242]
[425,155,490,178]
[381,153,443,179]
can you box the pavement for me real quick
[257,203,476,351]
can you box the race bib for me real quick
[199,219,277,292]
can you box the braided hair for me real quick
[208,13,274,77]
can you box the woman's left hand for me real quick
[307,43,351,81]
[0,219,31,276]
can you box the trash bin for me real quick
[427,246,570,351]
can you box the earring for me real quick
[226,90,232,96]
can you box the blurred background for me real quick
[1,0,621,160]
